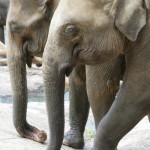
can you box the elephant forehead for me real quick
[8,0,46,27]
[50,0,110,31]
[58,0,103,13]
[57,0,114,12]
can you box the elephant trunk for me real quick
[7,25,47,143]
[43,51,66,149]
[7,28,27,129]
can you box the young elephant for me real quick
[43,0,150,149]
[6,0,55,143]
[6,0,89,147]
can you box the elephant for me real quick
[6,0,89,148]
[6,0,57,143]
[0,0,9,43]
[42,0,150,149]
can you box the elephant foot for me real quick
[63,130,84,149]
[17,123,47,143]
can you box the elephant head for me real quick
[7,0,59,144]
[7,0,57,65]
[43,0,150,149]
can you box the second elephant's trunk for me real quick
[43,54,66,149]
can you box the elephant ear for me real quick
[115,0,146,41]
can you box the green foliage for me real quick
[85,128,95,138]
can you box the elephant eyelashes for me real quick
[10,23,21,32]
[65,25,79,36]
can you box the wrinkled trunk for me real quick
[0,25,5,44]
[43,53,65,149]
[7,28,28,132]
[7,26,47,142]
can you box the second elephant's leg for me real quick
[63,65,89,149]
[93,79,150,150]
[86,56,123,128]
[93,51,150,150]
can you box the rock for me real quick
[0,66,69,99]
[0,66,43,97]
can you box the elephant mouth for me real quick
[59,62,74,77]
[66,66,74,76]
[23,40,44,57]
[59,45,81,77]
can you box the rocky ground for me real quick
[0,65,150,150]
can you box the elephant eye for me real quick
[65,25,78,35]
[10,23,21,32]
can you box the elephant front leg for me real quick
[0,25,5,44]
[63,65,89,149]
[7,45,47,143]
[86,57,122,128]
[93,79,149,150]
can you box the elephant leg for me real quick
[93,75,150,150]
[86,56,123,128]
[63,65,89,149]
[0,25,5,44]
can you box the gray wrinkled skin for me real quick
[43,0,150,149]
